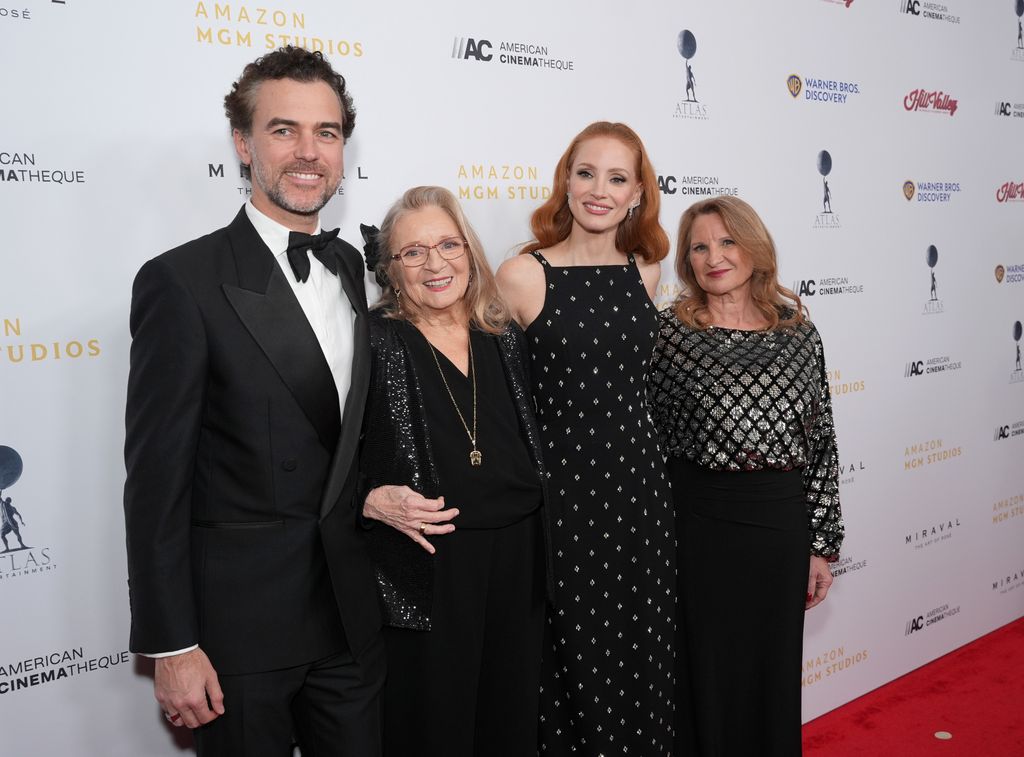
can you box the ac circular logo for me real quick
[787,74,803,98]
[904,180,916,200]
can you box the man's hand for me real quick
[154,647,225,728]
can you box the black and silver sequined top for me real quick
[648,307,844,558]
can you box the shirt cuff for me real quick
[138,645,199,658]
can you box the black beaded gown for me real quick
[527,251,675,756]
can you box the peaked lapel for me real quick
[319,240,370,518]
[220,209,342,452]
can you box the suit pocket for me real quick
[191,519,285,530]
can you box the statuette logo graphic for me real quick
[678,30,698,102]
[0,446,29,553]
[904,181,916,200]
[996,264,1006,283]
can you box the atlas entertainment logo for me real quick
[673,29,708,120]
[1011,320,1023,383]
[813,150,840,228]
[0,445,54,580]
[1014,0,1024,61]
[922,244,943,315]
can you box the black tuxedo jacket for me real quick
[123,207,381,675]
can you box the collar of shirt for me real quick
[244,200,321,261]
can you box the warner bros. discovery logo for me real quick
[922,245,943,315]
[0,446,54,580]
[1011,320,1024,384]
[813,150,840,229]
[673,29,708,121]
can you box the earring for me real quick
[566,192,571,203]
[395,288,403,315]
[627,205,636,219]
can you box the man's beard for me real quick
[250,154,339,217]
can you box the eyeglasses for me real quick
[391,237,468,267]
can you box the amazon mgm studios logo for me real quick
[0,446,55,581]
[673,29,709,121]
[813,150,841,229]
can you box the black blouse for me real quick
[404,326,542,529]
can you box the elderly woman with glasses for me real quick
[358,186,553,757]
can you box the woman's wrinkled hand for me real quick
[363,485,459,554]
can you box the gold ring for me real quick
[419,523,427,535]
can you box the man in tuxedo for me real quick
[123,46,383,756]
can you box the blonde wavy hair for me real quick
[673,196,805,330]
[372,186,510,334]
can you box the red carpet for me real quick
[802,617,1024,756]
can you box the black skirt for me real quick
[669,458,810,757]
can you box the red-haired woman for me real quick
[497,122,674,755]
[649,196,844,755]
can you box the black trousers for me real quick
[382,511,546,757]
[193,635,386,757]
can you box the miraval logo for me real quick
[904,88,958,115]
[905,603,960,635]
[992,569,1024,594]
[905,518,961,548]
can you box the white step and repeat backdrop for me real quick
[2,1,1023,753]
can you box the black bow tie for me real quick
[285,228,340,283]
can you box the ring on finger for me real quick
[419,522,427,535]
[164,712,182,724]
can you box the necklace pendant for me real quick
[469,449,482,466]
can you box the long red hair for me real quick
[521,122,668,263]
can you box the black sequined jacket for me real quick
[359,310,555,630]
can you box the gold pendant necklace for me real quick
[426,334,482,466]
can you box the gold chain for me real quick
[426,335,482,466]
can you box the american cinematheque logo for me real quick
[898,1,961,24]
[994,100,1024,118]
[451,36,575,71]
[192,3,364,56]
[902,180,961,204]
[787,74,861,105]
[813,150,840,229]
[994,418,1024,441]
[0,151,85,186]
[903,355,962,378]
[0,446,55,581]
[657,172,738,198]
[0,647,131,696]
[905,603,960,636]
[673,29,708,121]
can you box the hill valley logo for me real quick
[813,150,840,229]
[921,244,943,315]
[451,36,575,71]
[898,1,961,24]
[787,74,861,105]
[0,446,55,582]
[904,87,958,116]
[902,179,961,204]
[996,180,1024,202]
[673,29,709,121]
